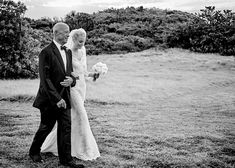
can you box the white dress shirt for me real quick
[53,40,67,71]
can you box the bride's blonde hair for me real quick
[73,28,86,38]
[65,28,87,49]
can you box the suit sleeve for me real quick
[39,49,62,104]
[70,75,76,87]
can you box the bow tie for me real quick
[60,45,67,51]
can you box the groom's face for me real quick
[55,26,70,45]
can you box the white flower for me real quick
[92,62,108,75]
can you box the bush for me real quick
[86,34,154,54]
[87,37,115,54]
[20,27,52,78]
[116,23,152,37]
[0,0,28,79]
[101,33,124,42]
[0,0,52,79]
[65,11,94,31]
[124,35,155,50]
[113,40,137,52]
[107,23,122,33]
[86,44,102,55]
[166,6,235,56]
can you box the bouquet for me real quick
[91,62,108,81]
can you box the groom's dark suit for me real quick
[30,41,76,163]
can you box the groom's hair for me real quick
[53,22,69,35]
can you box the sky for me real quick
[13,0,235,19]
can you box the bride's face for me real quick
[73,35,86,49]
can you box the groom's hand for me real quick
[57,99,67,109]
[60,76,73,87]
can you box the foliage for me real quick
[0,0,29,79]
[19,6,196,57]
[0,0,53,79]
[21,25,53,78]
[1,2,235,79]
[60,7,194,55]
[65,11,94,31]
[166,6,235,56]
[86,33,154,55]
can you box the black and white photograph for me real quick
[0,0,235,167]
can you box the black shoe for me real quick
[29,153,44,163]
[60,160,84,168]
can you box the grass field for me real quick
[0,48,235,168]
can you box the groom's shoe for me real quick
[60,160,84,168]
[29,153,44,163]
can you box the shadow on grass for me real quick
[85,99,131,106]
[0,94,35,102]
[0,95,131,107]
[98,131,235,168]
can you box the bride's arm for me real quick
[82,47,96,80]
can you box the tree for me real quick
[65,11,94,31]
[0,0,30,78]
[166,6,235,55]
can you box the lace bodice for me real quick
[72,46,88,76]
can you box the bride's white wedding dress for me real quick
[41,46,100,160]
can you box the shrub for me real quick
[0,0,52,79]
[101,33,124,42]
[124,35,155,50]
[166,6,235,56]
[65,11,94,31]
[86,44,102,55]
[113,40,137,52]
[20,27,52,78]
[87,37,115,53]
[0,0,28,79]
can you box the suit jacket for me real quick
[33,41,76,110]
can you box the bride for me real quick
[41,28,100,161]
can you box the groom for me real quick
[29,22,84,168]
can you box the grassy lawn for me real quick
[0,48,235,168]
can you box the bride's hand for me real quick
[89,72,99,81]
[93,73,100,81]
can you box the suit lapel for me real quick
[65,51,70,75]
[51,42,66,74]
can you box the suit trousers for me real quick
[29,106,72,163]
